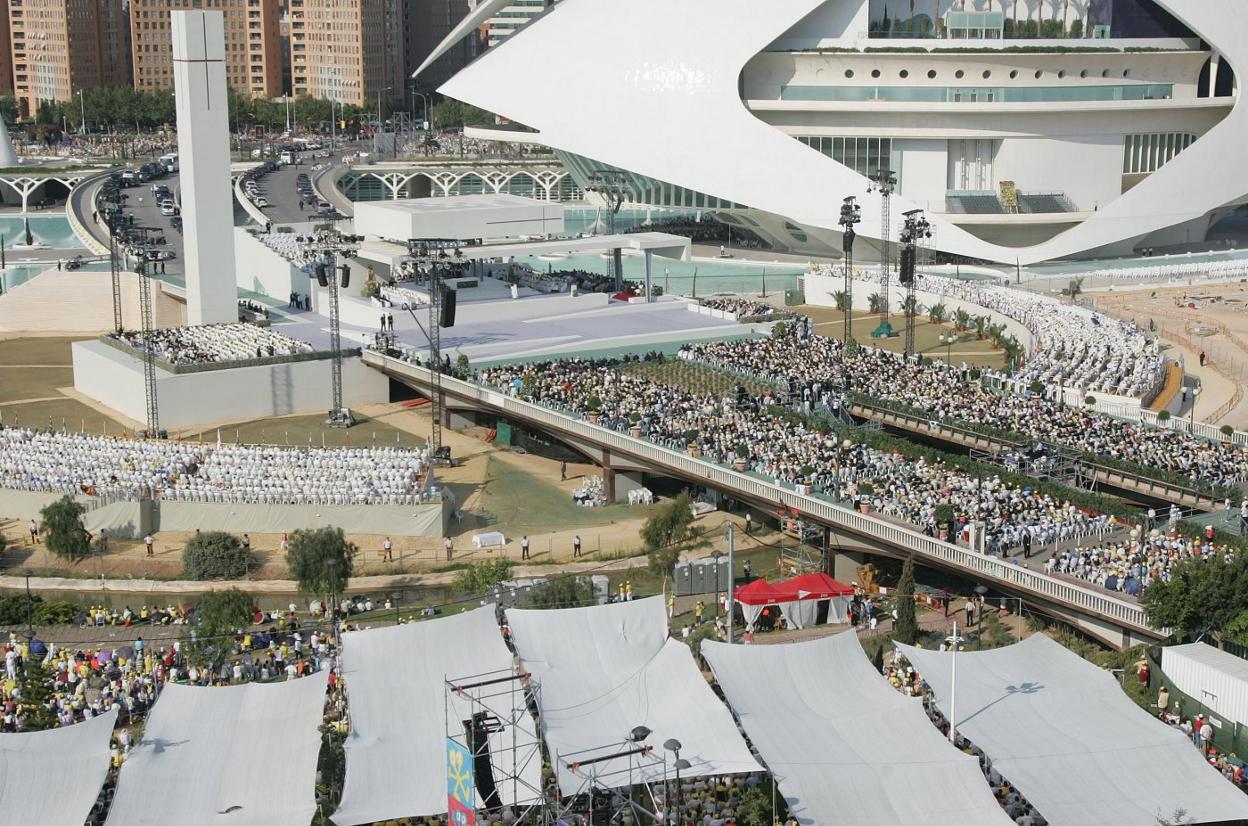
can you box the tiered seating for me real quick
[0,427,440,504]
[945,192,1004,214]
[109,324,316,365]
[253,231,303,261]
[1019,192,1075,214]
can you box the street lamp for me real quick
[939,332,954,364]
[23,570,33,641]
[77,90,86,136]
[664,739,687,825]
[1190,385,1202,430]
[946,621,965,744]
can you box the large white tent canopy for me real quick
[703,633,1011,826]
[0,709,116,826]
[333,607,543,826]
[899,634,1248,826]
[506,598,760,793]
[105,673,328,826]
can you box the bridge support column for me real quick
[447,410,474,429]
[603,467,616,502]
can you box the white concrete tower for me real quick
[172,10,238,325]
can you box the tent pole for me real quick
[726,524,735,644]
[949,620,958,744]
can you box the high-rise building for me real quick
[129,0,283,97]
[9,0,130,118]
[406,0,478,90]
[0,7,14,96]
[485,0,547,48]
[290,0,404,106]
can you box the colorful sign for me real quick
[447,738,476,826]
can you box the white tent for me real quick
[899,634,1248,826]
[0,709,116,826]
[105,673,327,826]
[506,597,760,794]
[703,633,1011,826]
[332,607,543,826]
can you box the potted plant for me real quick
[733,444,750,472]
[856,481,874,513]
[586,394,602,423]
[1158,410,1171,422]
[1084,395,1096,407]
[628,411,643,438]
[934,503,957,541]
[1028,381,1045,396]
[1222,424,1235,440]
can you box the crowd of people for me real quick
[814,265,1167,399]
[109,323,316,365]
[623,217,770,250]
[0,426,442,505]
[1044,525,1232,596]
[475,353,1115,558]
[698,297,781,319]
[1072,255,1248,284]
[678,331,1248,487]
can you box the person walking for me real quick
[965,599,975,627]
[144,535,154,558]
[744,512,754,535]
[382,537,393,562]
[560,461,567,482]
[241,533,251,554]
[28,519,38,544]
[694,600,705,625]
[1022,531,1032,559]
[573,535,581,558]
[520,535,530,560]
[444,535,453,561]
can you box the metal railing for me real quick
[365,351,1158,637]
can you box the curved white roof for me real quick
[440,0,1248,264]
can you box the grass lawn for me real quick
[794,306,1007,369]
[472,455,656,533]
[0,366,75,403]
[178,410,426,449]
[0,336,89,366]
[0,397,129,433]
[622,360,773,396]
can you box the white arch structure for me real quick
[336,164,581,202]
[438,0,1248,265]
[0,173,86,212]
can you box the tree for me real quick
[452,560,516,594]
[893,555,919,645]
[184,588,254,671]
[868,293,885,314]
[429,99,495,129]
[928,303,947,324]
[286,527,358,602]
[528,576,596,609]
[953,308,971,331]
[1068,276,1084,303]
[183,531,250,580]
[736,778,790,826]
[18,657,60,731]
[833,291,850,312]
[40,496,90,561]
[1143,553,1248,649]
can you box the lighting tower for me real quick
[403,240,466,460]
[136,257,160,437]
[899,209,931,360]
[838,196,862,345]
[867,168,897,340]
[585,169,632,292]
[294,227,365,427]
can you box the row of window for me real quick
[796,136,896,181]
[1123,132,1194,175]
[841,67,1138,81]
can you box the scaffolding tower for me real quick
[868,169,897,340]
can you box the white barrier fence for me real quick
[364,351,1157,638]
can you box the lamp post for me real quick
[23,570,33,642]
[664,738,687,825]
[946,621,965,744]
[839,196,861,346]
[1190,385,1202,430]
[375,87,391,155]
[78,90,87,135]
[939,332,953,364]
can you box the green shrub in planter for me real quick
[183,532,250,580]
[735,444,750,459]
[934,503,957,524]
[1084,395,1096,406]
[586,395,602,412]
[1158,410,1171,421]
[857,481,874,497]
[1028,381,1044,395]
[1222,425,1235,438]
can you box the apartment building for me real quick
[290,0,404,106]
[9,0,130,117]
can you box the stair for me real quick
[0,270,185,332]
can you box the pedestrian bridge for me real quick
[331,159,582,203]
[363,350,1166,650]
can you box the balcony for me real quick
[780,82,1173,103]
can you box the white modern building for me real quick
[423,0,1244,264]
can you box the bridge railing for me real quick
[365,351,1157,636]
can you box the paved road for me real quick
[242,152,350,225]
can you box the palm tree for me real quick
[868,292,885,314]
[954,308,971,331]
[973,314,989,339]
[929,302,948,324]
[833,291,850,312]
[1068,276,1084,304]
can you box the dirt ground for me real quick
[792,307,1008,368]
[1092,284,1248,427]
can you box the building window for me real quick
[1123,132,1195,175]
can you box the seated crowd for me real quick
[1045,526,1234,596]
[814,265,1166,398]
[1077,255,1248,284]
[475,355,1113,558]
[678,332,1248,487]
[109,323,316,365]
[699,297,780,319]
[0,426,441,505]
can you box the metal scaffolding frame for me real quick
[137,259,159,436]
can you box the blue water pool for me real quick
[0,215,84,249]
[519,251,806,297]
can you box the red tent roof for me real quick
[734,578,789,606]
[734,573,854,605]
